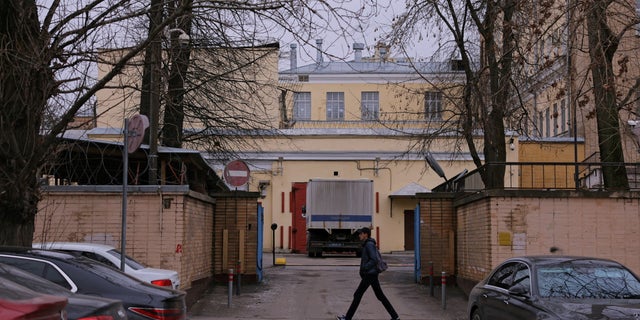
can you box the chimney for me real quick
[290,43,297,69]
[316,39,323,64]
[379,47,387,62]
[353,43,364,62]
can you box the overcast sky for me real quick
[278,0,442,69]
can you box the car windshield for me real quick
[537,263,640,299]
[106,249,146,270]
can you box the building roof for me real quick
[280,60,461,75]
[390,182,431,198]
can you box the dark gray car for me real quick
[0,247,186,320]
[467,255,640,320]
[0,262,127,320]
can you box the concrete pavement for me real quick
[189,252,468,320]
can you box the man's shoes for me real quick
[336,316,347,320]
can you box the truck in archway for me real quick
[304,179,374,257]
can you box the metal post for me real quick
[271,223,278,265]
[429,261,434,296]
[121,119,128,272]
[441,271,447,310]
[236,261,241,295]
[228,269,234,307]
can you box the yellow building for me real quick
[226,41,495,253]
[520,0,640,165]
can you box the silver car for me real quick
[34,242,180,289]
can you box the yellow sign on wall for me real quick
[498,232,512,246]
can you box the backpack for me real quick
[375,249,388,273]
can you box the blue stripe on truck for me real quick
[310,215,373,222]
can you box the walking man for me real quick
[337,227,400,320]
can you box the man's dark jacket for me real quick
[359,238,380,276]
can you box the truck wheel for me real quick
[317,251,323,258]
[308,251,314,257]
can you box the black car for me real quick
[467,255,640,320]
[0,247,186,320]
[0,262,127,320]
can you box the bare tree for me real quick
[0,0,376,246]
[132,0,374,157]
[580,0,640,190]
[388,0,640,191]
[388,0,528,188]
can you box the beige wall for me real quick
[95,46,281,130]
[245,153,474,253]
[34,187,215,292]
[456,191,640,288]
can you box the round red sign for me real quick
[223,160,250,187]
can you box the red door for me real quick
[291,182,307,253]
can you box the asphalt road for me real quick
[189,252,469,320]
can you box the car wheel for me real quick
[471,309,482,320]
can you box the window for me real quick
[293,92,311,120]
[511,263,531,294]
[361,91,379,120]
[538,111,544,137]
[0,256,71,290]
[553,103,558,136]
[545,108,550,137]
[425,91,443,120]
[488,262,517,290]
[561,100,567,133]
[326,92,344,120]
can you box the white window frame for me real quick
[361,91,379,120]
[326,92,344,120]
[425,91,443,120]
[293,92,311,120]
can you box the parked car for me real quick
[0,247,186,320]
[33,242,180,289]
[0,262,126,320]
[467,255,640,320]
[0,274,67,320]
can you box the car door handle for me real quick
[482,294,488,298]
[502,299,510,305]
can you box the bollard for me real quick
[236,261,242,296]
[429,261,434,297]
[441,271,446,310]
[228,269,234,307]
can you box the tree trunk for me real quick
[163,0,192,148]
[0,0,54,246]
[586,1,629,191]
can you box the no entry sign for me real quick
[223,160,250,187]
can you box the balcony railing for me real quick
[433,162,640,192]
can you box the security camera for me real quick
[628,120,640,127]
